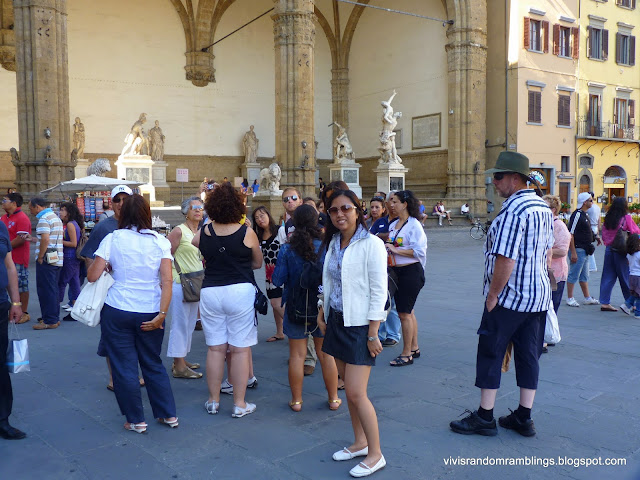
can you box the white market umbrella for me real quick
[40,175,141,198]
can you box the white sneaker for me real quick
[220,379,233,395]
[232,402,256,418]
[204,400,219,415]
[61,303,73,311]
[620,304,632,315]
[583,297,600,305]
[247,376,258,389]
[566,297,580,307]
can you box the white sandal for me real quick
[205,400,219,415]
[124,422,147,434]
[158,417,179,428]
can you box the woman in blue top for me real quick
[58,201,83,320]
[272,204,339,412]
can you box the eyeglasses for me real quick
[493,173,507,181]
[371,196,385,203]
[328,204,356,215]
[282,195,299,203]
[191,205,204,211]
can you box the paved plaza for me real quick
[2,227,640,480]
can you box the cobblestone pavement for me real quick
[2,228,639,480]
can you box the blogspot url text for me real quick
[443,456,627,468]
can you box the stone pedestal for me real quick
[253,190,285,224]
[374,163,409,194]
[115,155,162,205]
[241,162,262,184]
[329,161,362,198]
[74,158,89,179]
[151,160,169,188]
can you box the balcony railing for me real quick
[578,118,639,141]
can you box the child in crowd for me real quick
[623,234,640,318]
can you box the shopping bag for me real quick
[71,271,114,327]
[7,337,30,373]
[544,308,561,344]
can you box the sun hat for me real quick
[485,151,530,176]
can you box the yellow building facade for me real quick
[576,0,639,210]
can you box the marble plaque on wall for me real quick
[390,176,404,191]
[412,113,441,149]
[126,167,149,184]
[343,169,358,184]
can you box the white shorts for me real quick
[199,283,257,348]
[167,282,200,358]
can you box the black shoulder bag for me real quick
[207,224,269,317]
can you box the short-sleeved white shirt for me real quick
[95,228,173,313]
[388,216,427,268]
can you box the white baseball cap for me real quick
[111,185,133,199]
[576,192,592,209]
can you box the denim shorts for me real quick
[16,263,29,293]
[567,248,589,284]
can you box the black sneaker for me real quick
[381,338,398,347]
[450,410,497,436]
[62,313,76,322]
[498,409,536,437]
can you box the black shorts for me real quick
[475,304,546,390]
[391,263,425,313]
[266,286,283,300]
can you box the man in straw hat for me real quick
[450,151,554,437]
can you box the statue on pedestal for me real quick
[121,113,149,156]
[242,125,259,164]
[378,90,402,164]
[72,117,86,158]
[332,122,355,163]
[259,163,282,193]
[148,120,165,162]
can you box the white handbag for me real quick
[71,235,114,327]
[544,307,561,344]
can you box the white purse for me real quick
[71,235,114,327]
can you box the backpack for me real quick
[288,260,323,330]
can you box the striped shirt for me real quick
[483,189,554,312]
[35,208,64,267]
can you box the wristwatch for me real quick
[367,336,377,342]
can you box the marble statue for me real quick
[87,158,112,176]
[121,113,149,156]
[72,117,86,158]
[10,147,19,167]
[148,120,165,162]
[259,162,282,193]
[378,90,403,164]
[333,122,355,163]
[242,125,259,164]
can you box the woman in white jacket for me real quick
[319,189,388,478]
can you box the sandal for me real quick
[172,367,203,379]
[289,400,303,412]
[158,417,179,428]
[266,335,285,342]
[185,361,200,370]
[411,349,421,359]
[328,399,342,411]
[389,355,413,367]
[124,422,147,434]
[601,305,618,312]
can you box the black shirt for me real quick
[200,223,254,288]
[0,222,11,303]
[568,209,593,249]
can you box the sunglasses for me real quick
[191,205,204,211]
[328,204,356,215]
[282,195,299,203]
[493,173,507,181]
[111,196,125,203]
[371,196,385,203]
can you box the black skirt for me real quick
[322,308,375,366]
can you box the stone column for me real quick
[272,0,316,197]
[13,0,72,197]
[445,10,488,216]
[331,67,349,136]
[0,0,15,71]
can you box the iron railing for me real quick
[578,118,639,141]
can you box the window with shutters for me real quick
[558,95,571,126]
[616,32,636,66]
[528,91,542,124]
[561,156,570,173]
[530,19,543,51]
[588,27,608,60]
[559,26,572,57]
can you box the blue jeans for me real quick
[599,246,630,305]
[378,298,401,342]
[36,262,62,324]
[101,304,176,424]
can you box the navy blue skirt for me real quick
[322,308,375,366]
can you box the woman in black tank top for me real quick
[192,184,263,418]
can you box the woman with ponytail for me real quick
[272,204,339,412]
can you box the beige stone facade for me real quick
[0,0,488,213]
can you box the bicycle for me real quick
[470,219,491,240]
